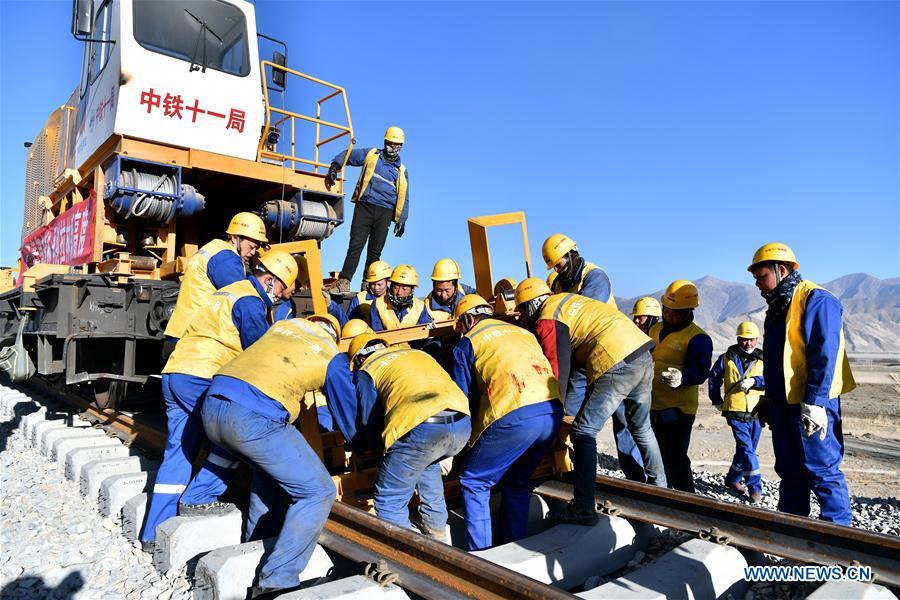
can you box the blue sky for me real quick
[2,1,897,297]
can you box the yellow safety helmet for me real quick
[515,277,552,307]
[348,332,389,368]
[308,313,341,341]
[390,264,418,287]
[453,294,492,320]
[341,319,372,339]
[661,280,699,310]
[258,249,299,287]
[632,297,662,317]
[365,260,393,283]
[747,242,799,272]
[736,321,760,339]
[546,271,558,288]
[226,212,268,243]
[384,126,405,144]
[431,258,462,282]
[541,233,577,269]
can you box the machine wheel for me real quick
[92,379,128,410]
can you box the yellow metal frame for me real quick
[267,239,327,315]
[258,61,354,189]
[467,212,532,300]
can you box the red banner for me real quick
[20,190,97,272]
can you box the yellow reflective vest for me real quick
[360,347,469,450]
[354,291,375,324]
[424,292,454,322]
[351,149,408,225]
[372,295,427,330]
[720,350,764,413]
[163,279,261,379]
[216,318,338,422]
[464,318,560,442]
[538,294,651,384]
[650,321,708,414]
[550,261,617,308]
[165,239,241,339]
[783,280,856,405]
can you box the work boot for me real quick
[140,540,155,554]
[749,490,763,504]
[725,481,747,495]
[329,278,351,295]
[178,501,237,517]
[549,500,599,526]
[250,584,303,599]
[410,513,447,542]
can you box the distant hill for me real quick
[615,273,899,356]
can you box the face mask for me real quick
[383,145,400,162]
[265,280,277,304]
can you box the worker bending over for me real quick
[369,265,432,332]
[708,321,765,503]
[631,297,661,335]
[326,127,409,294]
[515,279,666,525]
[318,319,373,433]
[748,243,854,524]
[425,258,476,322]
[190,316,339,597]
[334,334,471,538]
[541,234,646,484]
[451,295,562,550]
[347,261,392,324]
[142,250,298,546]
[649,280,713,493]
[164,212,269,357]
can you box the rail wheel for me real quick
[92,379,128,410]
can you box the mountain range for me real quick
[615,273,899,356]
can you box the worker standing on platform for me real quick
[708,321,766,503]
[748,243,854,524]
[515,279,666,526]
[336,334,471,539]
[649,280,713,494]
[347,260,392,324]
[163,212,269,357]
[541,234,646,484]
[631,297,662,335]
[141,250,298,547]
[425,258,476,322]
[369,265,432,332]
[451,295,563,550]
[326,127,408,294]
[185,316,339,597]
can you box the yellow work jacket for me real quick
[165,239,241,339]
[216,318,338,422]
[650,321,708,414]
[354,291,375,324]
[550,261,617,308]
[360,347,469,450]
[352,149,408,225]
[720,351,765,413]
[538,294,651,384]
[163,280,261,379]
[464,318,559,442]
[372,295,427,330]
[783,280,856,405]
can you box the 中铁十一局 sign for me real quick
[20,190,97,275]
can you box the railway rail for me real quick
[3,380,898,600]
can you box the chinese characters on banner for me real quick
[140,88,245,133]
[20,190,97,274]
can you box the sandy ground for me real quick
[597,361,900,500]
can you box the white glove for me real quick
[740,378,755,393]
[660,367,682,389]
[439,457,454,476]
[800,403,828,440]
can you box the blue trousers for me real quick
[769,398,851,525]
[374,416,471,532]
[141,373,210,542]
[572,353,667,509]
[201,396,336,589]
[459,402,563,550]
[725,418,762,494]
[566,367,646,482]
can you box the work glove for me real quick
[751,395,770,429]
[324,163,340,191]
[800,403,828,440]
[660,367,682,389]
[393,222,405,238]
[740,378,755,393]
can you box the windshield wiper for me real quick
[185,9,223,73]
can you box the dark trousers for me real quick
[651,408,696,493]
[339,202,394,281]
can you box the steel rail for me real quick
[535,478,900,587]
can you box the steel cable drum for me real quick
[261,197,338,241]
[107,168,205,222]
